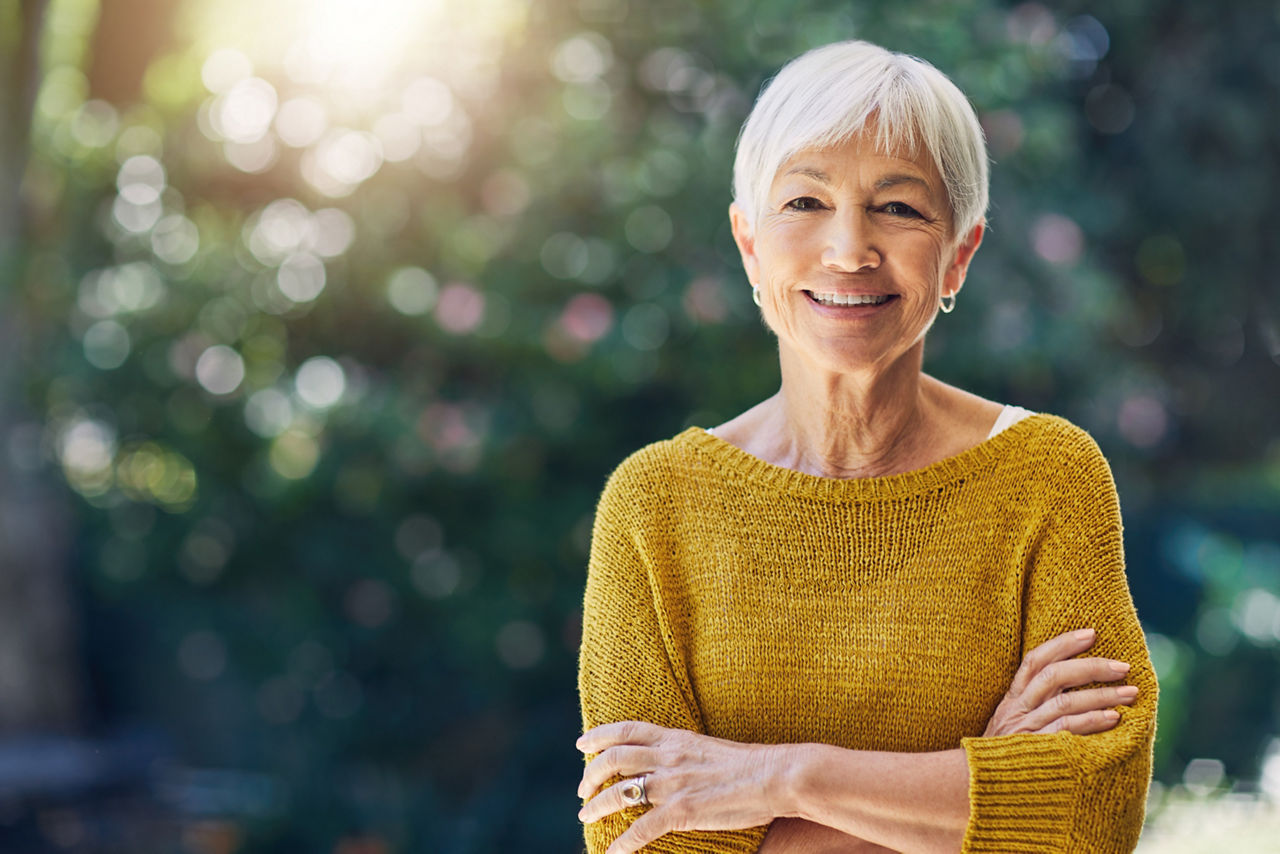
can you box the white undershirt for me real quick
[986,404,1034,438]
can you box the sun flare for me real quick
[187,0,518,100]
[288,0,443,90]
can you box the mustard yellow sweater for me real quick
[578,414,1157,853]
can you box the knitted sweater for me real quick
[578,414,1156,853]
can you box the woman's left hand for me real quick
[576,720,791,854]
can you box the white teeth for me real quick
[808,292,890,306]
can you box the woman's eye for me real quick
[882,202,922,218]
[784,196,823,211]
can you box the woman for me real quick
[576,40,1155,854]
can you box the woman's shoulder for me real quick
[1014,412,1108,460]
[1006,413,1118,498]
[597,428,712,500]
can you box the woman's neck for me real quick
[717,344,991,479]
[777,345,938,478]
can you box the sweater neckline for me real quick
[679,413,1048,501]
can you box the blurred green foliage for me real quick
[2,0,1278,850]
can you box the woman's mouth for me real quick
[805,291,896,307]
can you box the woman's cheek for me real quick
[761,285,787,338]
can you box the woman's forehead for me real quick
[773,139,942,191]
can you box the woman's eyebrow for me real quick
[782,169,934,197]
[875,173,933,194]
[783,166,832,183]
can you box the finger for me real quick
[1021,657,1131,710]
[577,720,664,753]
[578,779,626,825]
[579,773,662,825]
[1009,629,1097,694]
[578,745,656,799]
[1039,707,1123,736]
[1022,685,1139,733]
[606,809,668,854]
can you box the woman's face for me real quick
[730,130,983,377]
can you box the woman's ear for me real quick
[729,202,761,288]
[942,221,985,299]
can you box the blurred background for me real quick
[0,0,1277,851]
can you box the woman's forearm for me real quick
[758,817,899,854]
[770,744,969,854]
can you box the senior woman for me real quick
[576,40,1156,854]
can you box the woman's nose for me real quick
[822,210,881,271]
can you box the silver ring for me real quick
[618,774,649,807]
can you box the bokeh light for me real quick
[200,48,253,93]
[179,518,235,584]
[386,267,439,316]
[294,356,346,409]
[269,427,320,479]
[411,552,461,599]
[82,320,131,369]
[559,293,613,344]
[115,443,198,510]
[195,345,246,395]
[301,130,383,197]
[624,205,674,253]
[276,253,327,303]
[151,216,200,264]
[434,283,486,334]
[244,388,294,438]
[208,77,278,144]
[58,418,116,497]
[495,620,546,669]
[1031,213,1084,266]
[274,96,328,147]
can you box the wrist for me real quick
[762,742,819,820]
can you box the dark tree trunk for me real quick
[0,0,84,735]
[0,0,45,253]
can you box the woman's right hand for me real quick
[983,628,1139,737]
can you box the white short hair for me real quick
[732,40,989,239]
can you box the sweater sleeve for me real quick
[960,430,1157,853]
[578,464,771,854]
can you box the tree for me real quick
[0,0,82,736]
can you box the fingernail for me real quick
[1074,629,1095,641]
[577,809,586,822]
[1111,661,1131,675]
[1118,686,1139,699]
[1103,709,1120,721]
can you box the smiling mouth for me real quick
[805,291,896,307]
